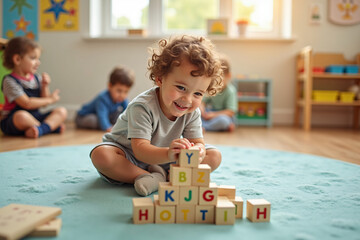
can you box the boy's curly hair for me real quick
[148,35,223,96]
[2,36,39,70]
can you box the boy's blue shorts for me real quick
[0,110,52,136]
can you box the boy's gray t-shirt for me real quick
[102,87,203,159]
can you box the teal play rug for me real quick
[0,145,359,240]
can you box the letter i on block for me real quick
[215,199,235,225]
[179,147,200,168]
[246,199,271,222]
[132,198,154,224]
[232,196,244,219]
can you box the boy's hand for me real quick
[168,138,192,162]
[50,89,60,103]
[42,72,51,87]
[192,143,206,163]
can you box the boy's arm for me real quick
[95,98,112,131]
[40,73,51,97]
[131,138,170,165]
[14,91,60,110]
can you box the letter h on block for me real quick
[179,147,200,168]
[132,198,154,224]
[246,199,271,222]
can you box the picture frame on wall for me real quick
[309,3,323,24]
[207,18,229,36]
[328,0,360,25]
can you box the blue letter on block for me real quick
[165,190,174,202]
[186,153,193,164]
[200,209,208,220]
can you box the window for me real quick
[90,0,291,38]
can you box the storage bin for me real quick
[344,65,359,74]
[325,65,344,74]
[339,92,355,103]
[312,90,339,102]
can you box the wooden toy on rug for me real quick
[0,203,62,240]
[28,218,62,237]
[132,148,271,225]
[246,199,271,222]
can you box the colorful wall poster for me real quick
[329,0,360,25]
[2,0,38,40]
[40,0,79,31]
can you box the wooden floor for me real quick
[1,122,359,165]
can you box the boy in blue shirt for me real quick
[76,66,134,131]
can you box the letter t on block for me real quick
[246,199,271,222]
[179,147,200,168]
[132,198,154,224]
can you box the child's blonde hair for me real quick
[2,36,39,70]
[148,35,223,96]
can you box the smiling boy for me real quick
[90,35,224,196]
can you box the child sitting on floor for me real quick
[90,35,224,196]
[1,36,67,138]
[200,56,237,132]
[76,66,134,132]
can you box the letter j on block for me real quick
[179,148,200,168]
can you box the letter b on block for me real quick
[170,165,192,186]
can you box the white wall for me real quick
[2,0,360,126]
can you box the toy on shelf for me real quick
[132,148,271,225]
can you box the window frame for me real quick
[89,0,291,39]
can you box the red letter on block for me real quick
[139,209,148,221]
[257,208,267,220]
[203,190,214,202]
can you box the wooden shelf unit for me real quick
[232,78,272,127]
[294,46,360,130]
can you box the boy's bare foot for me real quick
[59,123,66,134]
[25,126,39,138]
[228,123,235,132]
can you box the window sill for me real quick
[83,35,296,43]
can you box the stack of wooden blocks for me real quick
[132,148,271,224]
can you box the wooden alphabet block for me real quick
[179,147,200,168]
[132,198,154,224]
[199,182,218,205]
[176,205,195,224]
[218,185,236,199]
[246,199,271,222]
[215,199,235,225]
[192,164,211,187]
[169,164,192,186]
[195,205,215,224]
[179,186,199,205]
[232,196,244,219]
[158,182,179,205]
[0,203,62,240]
[153,196,175,224]
[28,218,62,237]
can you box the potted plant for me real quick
[236,19,249,36]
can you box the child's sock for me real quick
[134,165,167,196]
[37,123,51,137]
